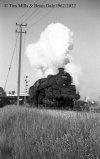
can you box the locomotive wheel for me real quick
[37,94,44,106]
[66,98,71,108]
[57,97,65,108]
[70,98,74,108]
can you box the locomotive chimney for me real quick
[58,68,64,75]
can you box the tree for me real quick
[0,87,6,96]
[8,91,11,96]
[12,90,15,95]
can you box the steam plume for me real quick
[26,23,81,86]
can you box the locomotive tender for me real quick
[29,68,80,108]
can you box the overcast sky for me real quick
[0,0,100,100]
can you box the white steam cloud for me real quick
[26,23,81,86]
[64,54,82,86]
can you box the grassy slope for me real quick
[0,105,100,159]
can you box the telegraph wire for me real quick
[17,0,53,32]
[17,0,39,23]
[22,0,47,24]
[4,34,19,90]
[17,8,31,23]
[27,7,53,31]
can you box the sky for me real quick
[0,0,100,100]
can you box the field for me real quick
[0,105,100,159]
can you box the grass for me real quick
[0,105,100,158]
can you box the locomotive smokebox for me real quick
[58,68,64,75]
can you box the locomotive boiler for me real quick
[29,68,80,108]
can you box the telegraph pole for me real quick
[16,23,27,106]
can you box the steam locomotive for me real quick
[29,68,80,109]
